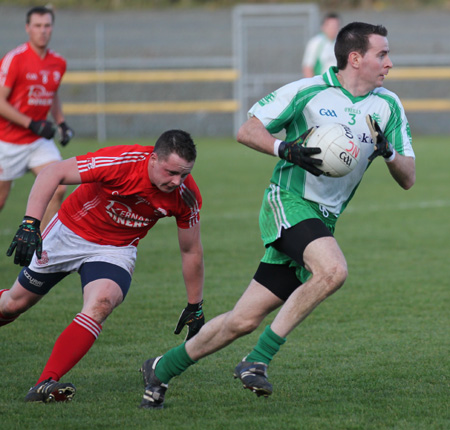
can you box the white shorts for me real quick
[0,138,62,181]
[29,217,137,277]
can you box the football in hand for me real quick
[305,122,361,177]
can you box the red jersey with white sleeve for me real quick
[57,144,202,247]
[0,42,66,144]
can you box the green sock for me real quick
[154,342,197,384]
[246,325,286,365]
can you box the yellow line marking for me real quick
[387,67,450,80]
[59,67,450,114]
[63,69,239,84]
[403,99,450,111]
[62,67,450,83]
[63,100,240,114]
[62,99,450,115]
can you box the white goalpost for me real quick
[232,3,320,135]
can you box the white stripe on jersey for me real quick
[47,48,65,60]
[179,183,198,210]
[77,152,150,173]
[178,183,200,227]
[0,43,28,86]
[72,194,102,221]
[74,313,102,339]
[267,184,291,232]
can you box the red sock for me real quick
[0,289,18,327]
[37,313,102,384]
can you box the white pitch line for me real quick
[345,199,450,214]
[0,200,447,237]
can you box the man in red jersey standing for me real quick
[0,129,205,403]
[0,6,74,229]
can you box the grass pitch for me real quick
[0,136,448,430]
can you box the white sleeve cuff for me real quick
[384,151,396,163]
[273,139,282,156]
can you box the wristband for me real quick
[273,139,282,156]
[23,215,41,229]
[384,151,396,163]
[186,300,203,311]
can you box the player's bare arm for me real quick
[0,86,32,128]
[177,222,204,304]
[236,116,278,156]
[173,222,205,340]
[237,116,322,176]
[25,157,81,220]
[385,154,415,190]
[50,93,74,146]
[366,114,415,190]
[50,93,65,124]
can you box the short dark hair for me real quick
[322,12,340,23]
[26,6,55,24]
[335,22,388,70]
[154,130,197,163]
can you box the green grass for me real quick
[0,137,448,429]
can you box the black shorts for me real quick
[19,261,132,299]
[254,218,333,301]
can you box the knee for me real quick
[225,313,260,339]
[84,296,121,324]
[316,262,348,298]
[99,295,119,315]
[333,262,348,288]
[1,295,28,317]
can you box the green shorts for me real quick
[259,184,338,283]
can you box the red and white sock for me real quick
[0,289,18,327]
[36,313,102,384]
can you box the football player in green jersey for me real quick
[139,22,415,409]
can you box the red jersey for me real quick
[0,42,66,144]
[58,145,202,247]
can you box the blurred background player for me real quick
[302,12,341,78]
[0,6,74,229]
[0,129,204,403]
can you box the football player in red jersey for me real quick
[0,6,74,229]
[0,130,205,403]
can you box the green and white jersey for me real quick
[248,67,415,216]
[302,33,336,75]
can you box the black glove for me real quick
[174,300,204,341]
[6,216,42,266]
[28,120,56,139]
[366,114,394,162]
[278,127,323,176]
[58,122,75,146]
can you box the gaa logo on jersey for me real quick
[26,72,38,80]
[319,108,338,117]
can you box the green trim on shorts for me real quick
[259,184,338,284]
